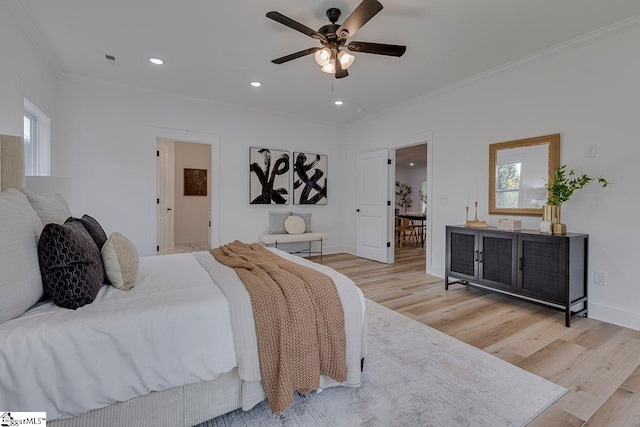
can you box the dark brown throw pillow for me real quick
[65,215,108,249]
[65,214,110,285]
[38,221,105,309]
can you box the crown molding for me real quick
[59,73,346,129]
[348,13,640,128]
[6,0,63,76]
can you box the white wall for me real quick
[54,78,347,256]
[347,26,640,330]
[174,141,211,244]
[0,4,57,141]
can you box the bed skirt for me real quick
[50,369,242,427]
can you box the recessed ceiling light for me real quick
[410,163,415,166]
[334,100,344,106]
[356,108,365,112]
[250,81,262,87]
[149,57,164,65]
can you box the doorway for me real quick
[157,139,212,254]
[394,143,427,265]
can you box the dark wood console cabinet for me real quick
[445,225,588,326]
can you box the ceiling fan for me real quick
[266,0,406,79]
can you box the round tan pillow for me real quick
[284,215,306,234]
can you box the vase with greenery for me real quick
[395,181,412,213]
[544,165,608,234]
[419,189,427,214]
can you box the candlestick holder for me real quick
[466,200,489,228]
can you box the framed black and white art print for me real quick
[293,152,327,205]
[249,147,290,205]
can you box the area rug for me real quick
[199,300,566,427]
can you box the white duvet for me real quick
[0,253,237,420]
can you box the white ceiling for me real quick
[14,0,640,125]
[396,144,427,168]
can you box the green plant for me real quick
[545,164,608,205]
[395,181,412,212]
[418,189,428,206]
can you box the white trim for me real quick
[23,97,50,176]
[148,127,220,256]
[589,302,640,332]
[387,131,435,275]
[348,13,640,128]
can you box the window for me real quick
[496,161,521,208]
[23,98,50,176]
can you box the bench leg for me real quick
[320,239,323,261]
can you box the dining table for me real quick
[396,213,427,247]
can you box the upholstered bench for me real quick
[259,232,328,259]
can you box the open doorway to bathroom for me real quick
[157,139,212,254]
[394,143,427,265]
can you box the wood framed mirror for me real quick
[489,134,560,216]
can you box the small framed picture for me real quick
[184,168,207,196]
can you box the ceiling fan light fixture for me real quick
[314,48,331,66]
[338,51,355,69]
[321,63,335,74]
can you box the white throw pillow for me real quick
[101,232,140,291]
[22,188,71,226]
[284,215,306,235]
[0,189,44,323]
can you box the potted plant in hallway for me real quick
[395,181,412,214]
[545,165,608,234]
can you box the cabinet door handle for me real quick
[519,257,524,271]
[479,251,483,263]
[475,250,479,262]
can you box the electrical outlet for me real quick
[439,194,448,204]
[585,144,597,158]
[594,271,607,286]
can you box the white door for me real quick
[356,149,390,263]
[157,140,175,254]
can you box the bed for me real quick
[0,135,367,426]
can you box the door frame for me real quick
[147,127,220,255]
[390,131,434,274]
[157,139,176,254]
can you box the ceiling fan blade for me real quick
[347,41,406,57]
[335,59,349,79]
[336,0,383,40]
[266,11,327,41]
[271,47,321,64]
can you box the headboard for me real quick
[0,134,26,191]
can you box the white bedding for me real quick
[0,253,236,420]
[0,249,366,421]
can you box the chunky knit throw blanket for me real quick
[210,241,347,413]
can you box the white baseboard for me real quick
[588,302,640,332]
[345,245,356,255]
[428,265,445,278]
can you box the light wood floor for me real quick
[312,246,640,426]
